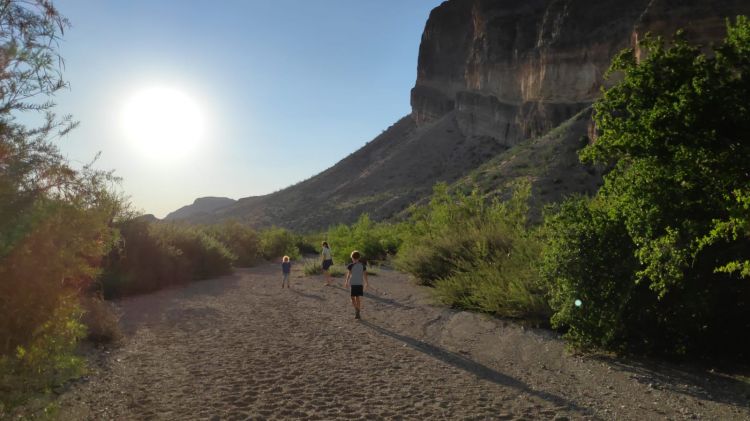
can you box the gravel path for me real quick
[58,264,750,420]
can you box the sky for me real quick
[52,0,442,217]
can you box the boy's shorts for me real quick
[350,285,364,297]
[322,259,333,270]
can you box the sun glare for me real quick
[121,87,205,160]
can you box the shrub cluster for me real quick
[100,220,303,297]
[326,214,402,264]
[395,182,550,320]
[98,219,222,297]
[259,227,302,261]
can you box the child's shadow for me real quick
[289,288,325,302]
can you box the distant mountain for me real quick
[167,0,750,231]
[135,214,160,223]
[164,197,236,221]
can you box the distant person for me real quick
[321,241,334,286]
[344,250,369,320]
[281,255,292,288]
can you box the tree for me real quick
[545,17,750,357]
[0,1,121,404]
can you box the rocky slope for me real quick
[170,0,750,230]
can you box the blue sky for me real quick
[53,0,441,217]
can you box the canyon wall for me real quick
[411,0,750,145]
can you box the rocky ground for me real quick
[56,263,750,420]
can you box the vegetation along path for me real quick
[58,264,750,420]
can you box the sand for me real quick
[57,263,750,420]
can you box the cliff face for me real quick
[169,0,750,230]
[411,0,750,145]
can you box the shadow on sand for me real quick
[360,320,596,418]
[289,288,325,302]
[591,355,750,409]
[330,285,414,310]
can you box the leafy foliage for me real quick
[0,1,123,408]
[389,181,551,319]
[203,220,260,266]
[546,17,750,357]
[100,220,235,297]
[326,213,402,264]
[259,226,301,261]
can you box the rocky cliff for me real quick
[412,0,750,145]
[169,0,750,230]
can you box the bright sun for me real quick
[121,87,205,160]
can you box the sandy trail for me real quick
[59,264,750,420]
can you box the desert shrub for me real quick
[154,224,235,280]
[404,181,550,320]
[545,19,750,357]
[0,296,86,408]
[302,259,323,276]
[303,258,323,276]
[99,218,188,297]
[203,220,260,266]
[80,296,121,344]
[326,214,404,264]
[395,182,530,286]
[100,220,234,297]
[434,224,549,320]
[259,227,301,261]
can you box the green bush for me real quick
[0,295,86,409]
[400,181,551,320]
[203,220,260,266]
[153,224,235,280]
[100,220,234,297]
[434,225,549,320]
[326,214,405,264]
[259,227,301,261]
[542,198,644,350]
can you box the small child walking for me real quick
[344,250,368,319]
[281,255,292,288]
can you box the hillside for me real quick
[169,0,750,231]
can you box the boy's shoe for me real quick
[355,309,361,319]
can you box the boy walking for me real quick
[344,250,368,319]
